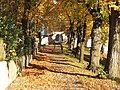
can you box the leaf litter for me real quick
[6,45,120,90]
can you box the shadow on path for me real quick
[35,53,82,69]
[29,63,96,78]
[49,59,82,69]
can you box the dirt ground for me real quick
[6,45,120,90]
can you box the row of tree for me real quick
[53,0,120,78]
[0,0,120,78]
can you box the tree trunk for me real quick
[115,16,120,78]
[86,1,102,72]
[72,26,80,57]
[22,0,30,68]
[88,27,101,72]
[79,23,86,62]
[107,7,120,78]
[79,41,85,62]
[118,18,120,78]
[68,20,74,49]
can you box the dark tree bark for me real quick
[67,20,74,49]
[118,18,120,77]
[106,7,120,78]
[71,25,81,58]
[75,28,80,57]
[22,0,31,67]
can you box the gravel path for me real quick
[6,46,120,90]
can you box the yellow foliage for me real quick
[86,15,93,37]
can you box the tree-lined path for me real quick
[6,45,120,90]
[1,0,120,90]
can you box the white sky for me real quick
[53,0,57,4]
